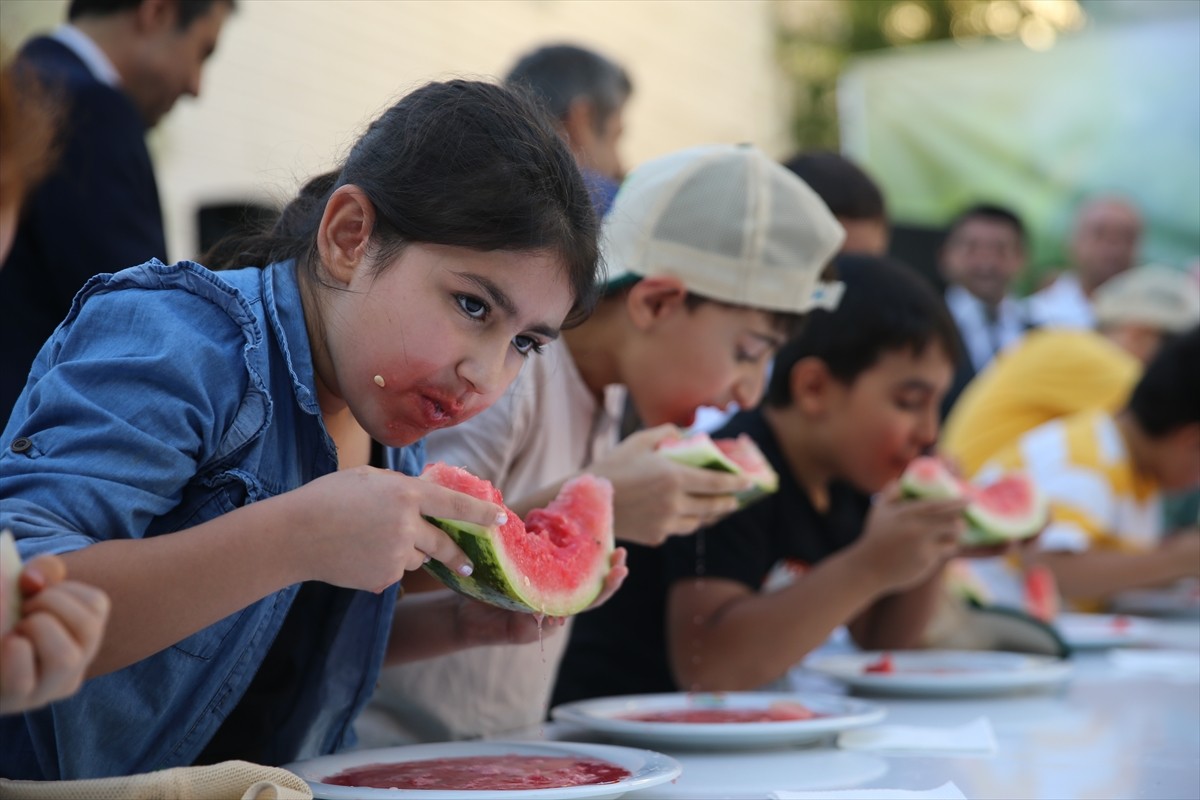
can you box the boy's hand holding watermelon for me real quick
[845,481,968,592]
[586,425,754,546]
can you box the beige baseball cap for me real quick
[1093,264,1200,333]
[601,143,846,314]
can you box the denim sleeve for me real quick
[0,282,251,560]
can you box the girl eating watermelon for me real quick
[0,79,622,779]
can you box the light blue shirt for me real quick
[0,259,421,779]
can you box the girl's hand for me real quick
[286,466,506,592]
[849,481,967,592]
[452,548,629,647]
[0,555,110,715]
[588,426,752,546]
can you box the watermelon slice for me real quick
[1023,564,1060,623]
[420,464,614,616]
[656,432,779,508]
[1,530,23,636]
[899,457,1048,546]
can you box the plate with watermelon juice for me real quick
[805,650,1072,697]
[551,691,885,749]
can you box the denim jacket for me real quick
[0,259,421,779]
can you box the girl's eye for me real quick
[456,294,488,320]
[513,335,545,357]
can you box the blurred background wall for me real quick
[0,0,793,262]
[2,0,1196,283]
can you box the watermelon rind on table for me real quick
[421,465,614,617]
[657,433,779,508]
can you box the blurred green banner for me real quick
[838,15,1200,286]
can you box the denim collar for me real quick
[263,260,322,417]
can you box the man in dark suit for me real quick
[0,0,233,423]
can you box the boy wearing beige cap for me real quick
[942,264,1200,477]
[359,144,845,743]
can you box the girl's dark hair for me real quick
[766,253,960,407]
[206,80,601,325]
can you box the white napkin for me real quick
[836,717,997,756]
[1109,649,1200,680]
[770,782,968,800]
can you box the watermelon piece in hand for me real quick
[900,457,1048,546]
[1,530,23,636]
[656,432,780,508]
[420,464,614,617]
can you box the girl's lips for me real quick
[416,393,464,428]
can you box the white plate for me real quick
[283,740,682,800]
[1055,612,1152,649]
[805,650,1072,697]
[550,691,885,749]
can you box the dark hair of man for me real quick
[765,253,960,407]
[68,0,234,30]
[944,202,1027,247]
[781,151,885,221]
[505,44,632,134]
[205,79,601,327]
[1127,325,1200,438]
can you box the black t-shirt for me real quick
[552,408,870,706]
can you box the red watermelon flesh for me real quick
[1024,564,1060,622]
[963,473,1047,546]
[656,432,779,507]
[420,463,613,616]
[900,458,1046,545]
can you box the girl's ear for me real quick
[625,275,689,332]
[316,186,376,287]
[788,357,834,417]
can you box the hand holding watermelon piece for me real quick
[901,457,1048,547]
[420,464,619,617]
[655,431,780,508]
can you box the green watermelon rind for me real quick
[899,459,964,502]
[961,502,1047,546]
[659,438,779,508]
[422,517,606,617]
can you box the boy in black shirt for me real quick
[555,254,967,701]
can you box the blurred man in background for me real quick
[1028,195,1143,329]
[937,203,1035,416]
[505,43,631,217]
[0,0,233,424]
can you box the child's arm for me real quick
[666,485,964,691]
[386,549,629,664]
[511,426,751,546]
[847,566,946,650]
[0,554,109,714]
[55,468,497,678]
[1027,532,1200,601]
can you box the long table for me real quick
[534,618,1200,800]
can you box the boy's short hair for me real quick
[1127,325,1200,437]
[765,253,960,406]
[602,143,845,319]
[944,202,1027,247]
[69,0,233,29]
[782,151,885,222]
[505,44,631,131]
